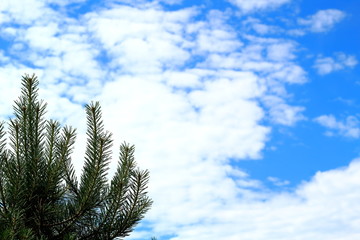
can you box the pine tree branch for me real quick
[113,169,152,238]
[59,126,78,196]
[78,143,136,240]
[1,74,153,239]
[107,144,152,239]
[79,102,112,206]
[41,126,77,229]
[0,122,8,217]
[55,102,113,238]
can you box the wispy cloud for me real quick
[263,95,306,126]
[315,114,360,138]
[267,176,290,186]
[298,9,346,33]
[0,0,48,24]
[227,0,290,13]
[313,52,358,75]
[243,17,282,35]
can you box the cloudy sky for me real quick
[1,0,360,239]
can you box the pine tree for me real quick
[0,74,153,240]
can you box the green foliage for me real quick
[0,74,153,239]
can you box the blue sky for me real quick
[1,0,360,239]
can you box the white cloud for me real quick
[195,27,243,53]
[227,0,290,13]
[266,42,295,61]
[45,0,86,6]
[267,176,290,186]
[2,1,356,240]
[85,5,195,74]
[0,8,310,236]
[243,18,281,35]
[0,51,9,62]
[268,64,307,84]
[199,39,306,85]
[146,159,360,239]
[263,95,305,126]
[315,115,360,138]
[164,70,202,88]
[192,10,243,54]
[0,64,44,119]
[0,0,54,24]
[314,52,358,75]
[298,9,346,33]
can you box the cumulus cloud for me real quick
[147,159,360,239]
[243,17,282,35]
[314,52,358,75]
[227,0,290,13]
[298,9,346,33]
[199,37,307,85]
[1,1,357,239]
[315,115,360,138]
[85,5,196,74]
[267,42,295,61]
[263,95,306,126]
[0,65,43,118]
[0,0,55,24]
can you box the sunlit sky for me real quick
[1,0,360,239]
